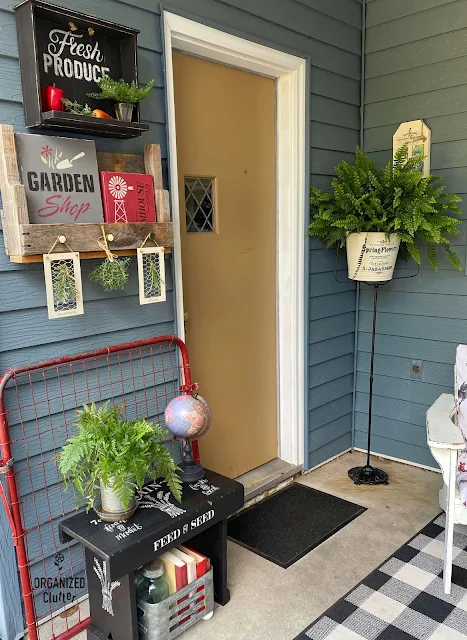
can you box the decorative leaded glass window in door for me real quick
[184,177,216,232]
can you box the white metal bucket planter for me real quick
[346,232,400,282]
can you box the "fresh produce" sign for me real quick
[42,28,111,83]
[35,14,125,115]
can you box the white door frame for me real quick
[163,11,307,468]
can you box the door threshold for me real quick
[236,458,303,503]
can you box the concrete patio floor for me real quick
[41,451,443,640]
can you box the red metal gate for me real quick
[0,335,197,640]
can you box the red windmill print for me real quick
[100,172,157,223]
[108,175,134,223]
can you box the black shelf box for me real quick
[14,0,150,139]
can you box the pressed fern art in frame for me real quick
[43,251,84,319]
[137,244,166,305]
[308,145,462,278]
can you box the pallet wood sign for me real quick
[0,124,172,263]
[14,0,149,139]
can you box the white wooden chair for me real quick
[427,392,466,594]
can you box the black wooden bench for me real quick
[59,470,244,639]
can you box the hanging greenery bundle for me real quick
[90,257,131,291]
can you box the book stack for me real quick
[159,546,211,620]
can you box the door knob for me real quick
[184,311,189,322]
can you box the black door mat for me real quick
[227,483,366,568]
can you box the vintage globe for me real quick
[195,395,212,437]
[164,394,211,439]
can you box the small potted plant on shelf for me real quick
[58,402,182,521]
[88,74,155,122]
[308,145,463,281]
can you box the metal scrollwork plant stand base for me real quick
[334,250,419,486]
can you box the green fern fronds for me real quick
[88,75,155,104]
[307,145,462,271]
[58,402,181,511]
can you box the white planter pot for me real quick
[346,232,400,282]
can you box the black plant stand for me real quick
[348,284,388,485]
[334,254,419,487]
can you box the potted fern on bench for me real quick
[58,402,182,522]
[308,146,462,280]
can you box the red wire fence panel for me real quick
[0,336,195,640]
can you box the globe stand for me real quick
[179,439,205,483]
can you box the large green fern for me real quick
[58,401,182,511]
[308,145,462,270]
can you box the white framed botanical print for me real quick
[393,120,431,176]
[43,252,84,319]
[137,247,166,305]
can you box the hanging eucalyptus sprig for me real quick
[90,257,131,291]
[54,262,78,304]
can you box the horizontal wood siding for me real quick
[0,0,361,630]
[0,0,171,632]
[361,0,467,468]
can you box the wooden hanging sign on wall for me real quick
[14,0,149,138]
[0,124,173,262]
[393,120,431,177]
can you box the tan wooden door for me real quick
[173,52,277,478]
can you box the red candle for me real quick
[41,86,65,112]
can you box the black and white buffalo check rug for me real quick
[295,514,467,640]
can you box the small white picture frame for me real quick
[137,247,166,305]
[43,252,84,319]
[393,120,431,176]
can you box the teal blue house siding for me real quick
[0,0,362,633]
[0,0,363,478]
[0,0,174,634]
[357,0,467,467]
